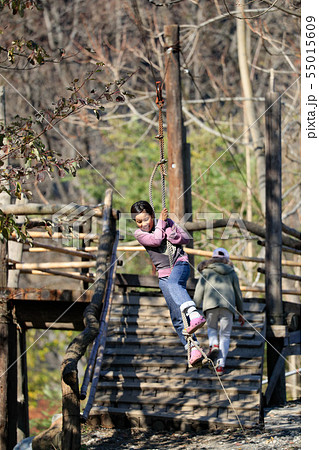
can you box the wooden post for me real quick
[79,221,91,291]
[7,200,29,442]
[265,90,286,406]
[0,85,18,449]
[0,241,18,450]
[164,24,192,221]
[0,86,9,206]
[8,197,28,289]
[61,375,81,450]
[17,328,30,442]
[164,24,193,271]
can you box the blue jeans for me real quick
[159,262,196,347]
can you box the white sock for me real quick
[187,306,201,321]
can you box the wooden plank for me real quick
[0,238,18,449]
[14,261,96,270]
[88,406,256,430]
[25,240,97,259]
[103,344,264,359]
[101,357,262,374]
[13,300,86,330]
[115,273,160,289]
[112,294,266,313]
[264,346,289,405]
[106,327,260,342]
[108,311,265,324]
[285,330,301,345]
[7,288,93,303]
[266,325,288,338]
[94,392,259,410]
[114,274,300,294]
[99,370,261,384]
[1,203,119,220]
[283,299,301,315]
[117,246,300,266]
[258,267,301,281]
[104,336,264,351]
[108,326,256,340]
[96,380,259,395]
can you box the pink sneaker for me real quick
[189,347,203,367]
[186,315,206,334]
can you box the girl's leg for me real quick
[166,262,200,313]
[218,308,233,367]
[159,262,204,347]
[166,262,205,333]
[206,309,219,348]
[159,276,188,347]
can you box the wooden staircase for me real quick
[87,289,266,431]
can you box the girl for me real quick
[130,200,206,366]
[193,247,245,375]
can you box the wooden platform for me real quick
[7,288,93,330]
[87,291,267,431]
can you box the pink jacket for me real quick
[134,218,190,277]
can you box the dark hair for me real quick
[130,200,154,220]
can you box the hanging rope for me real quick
[149,81,174,269]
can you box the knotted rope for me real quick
[149,81,174,268]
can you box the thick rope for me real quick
[149,89,174,269]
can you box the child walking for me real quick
[130,200,206,366]
[193,248,245,375]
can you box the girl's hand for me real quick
[239,314,245,326]
[159,208,168,221]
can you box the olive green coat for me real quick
[193,258,244,318]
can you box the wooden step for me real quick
[99,369,261,389]
[103,344,264,360]
[94,386,260,411]
[95,381,260,399]
[107,314,265,330]
[104,335,264,349]
[111,294,266,313]
[101,355,263,375]
[110,303,266,318]
[107,325,258,340]
[88,405,258,431]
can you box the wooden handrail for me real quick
[0,202,119,219]
[20,242,301,267]
[116,245,301,267]
[81,231,119,419]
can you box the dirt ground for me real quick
[80,400,301,449]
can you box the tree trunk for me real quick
[236,1,266,213]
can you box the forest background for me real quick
[0,0,301,434]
